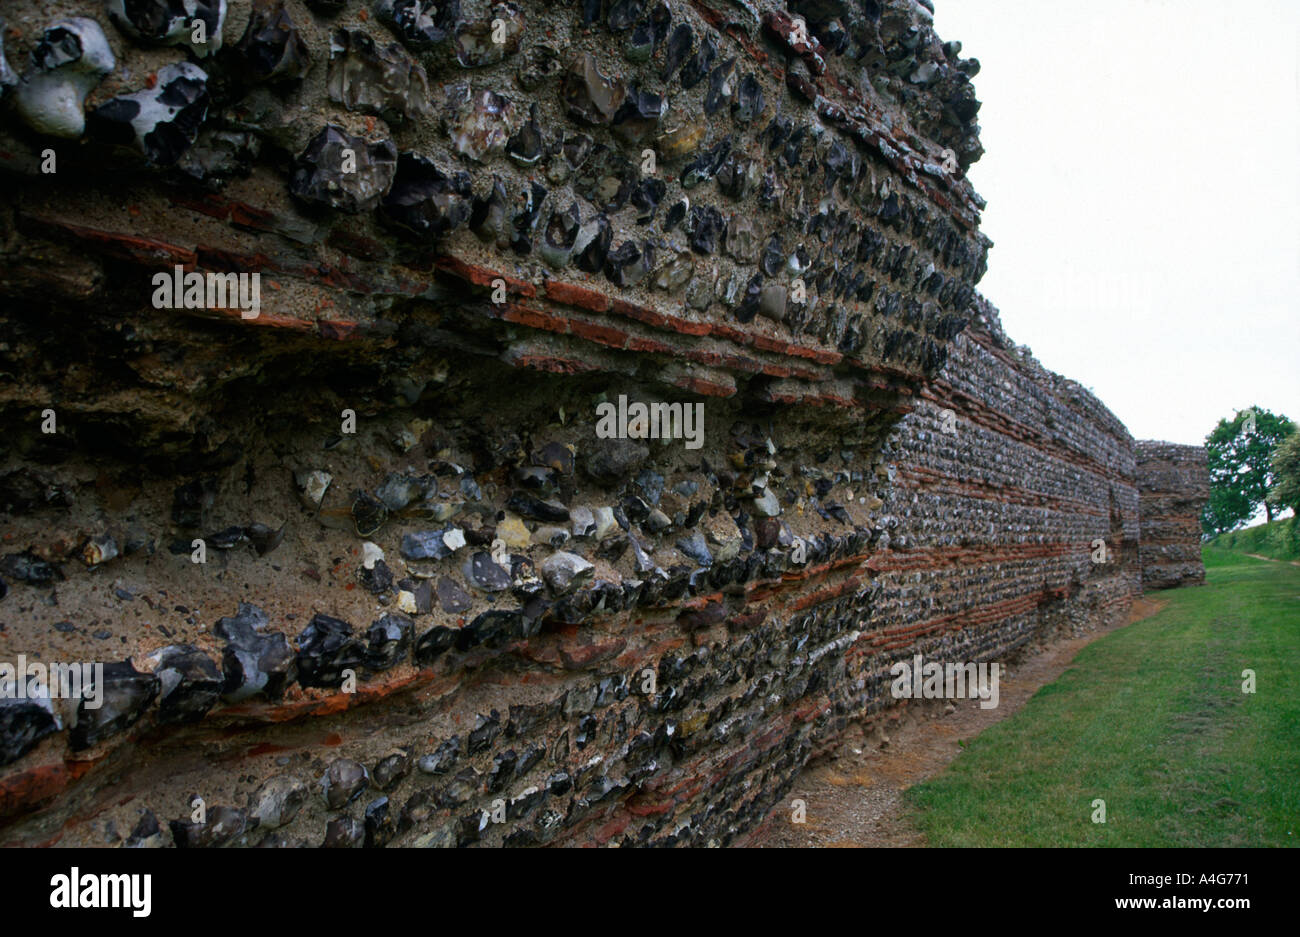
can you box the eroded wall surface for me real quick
[1135,441,1208,589]
[0,0,1172,848]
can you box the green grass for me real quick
[1209,515,1300,562]
[904,549,1299,846]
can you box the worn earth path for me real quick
[1245,553,1300,567]
[754,597,1168,847]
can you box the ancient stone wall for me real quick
[0,0,1190,849]
[1135,441,1208,589]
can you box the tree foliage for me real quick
[1270,429,1300,515]
[1200,406,1294,536]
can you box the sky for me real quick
[932,0,1299,446]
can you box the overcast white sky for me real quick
[933,0,1299,446]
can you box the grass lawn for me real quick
[904,548,1299,846]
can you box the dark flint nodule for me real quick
[364,613,413,671]
[126,810,166,848]
[418,736,460,774]
[510,556,546,602]
[824,140,854,180]
[436,576,473,613]
[382,152,473,237]
[87,62,209,167]
[290,126,397,213]
[488,749,517,792]
[738,272,764,323]
[535,441,575,475]
[631,178,666,224]
[732,72,764,124]
[649,0,672,45]
[462,552,512,591]
[70,661,160,751]
[376,473,421,512]
[440,768,480,809]
[664,198,687,231]
[597,536,629,562]
[454,3,523,68]
[681,136,730,188]
[364,796,394,847]
[506,490,569,522]
[717,152,754,199]
[0,698,59,766]
[583,437,649,485]
[686,205,725,255]
[0,551,63,586]
[170,806,247,848]
[764,114,792,150]
[246,521,285,556]
[470,175,510,244]
[215,603,296,702]
[704,58,737,115]
[208,525,246,550]
[235,0,311,83]
[375,0,459,49]
[574,214,612,273]
[351,489,388,537]
[660,23,692,81]
[250,775,307,830]
[106,0,225,52]
[642,508,669,533]
[611,86,663,145]
[461,608,523,649]
[296,614,363,689]
[321,758,369,810]
[637,469,664,503]
[625,21,654,61]
[679,34,715,89]
[372,753,410,791]
[414,623,458,662]
[329,29,431,121]
[146,645,222,724]
[397,790,435,833]
[322,816,363,848]
[761,235,785,276]
[506,105,545,166]
[604,240,654,288]
[400,577,434,614]
[561,132,593,171]
[467,710,501,753]
[561,52,626,125]
[607,0,644,31]
[511,180,547,253]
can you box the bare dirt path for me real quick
[1245,553,1300,567]
[758,597,1168,847]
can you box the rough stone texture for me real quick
[0,0,1202,848]
[1135,441,1209,589]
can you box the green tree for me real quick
[1269,428,1300,515]
[1202,484,1254,538]
[1202,407,1294,536]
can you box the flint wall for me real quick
[0,0,1199,848]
